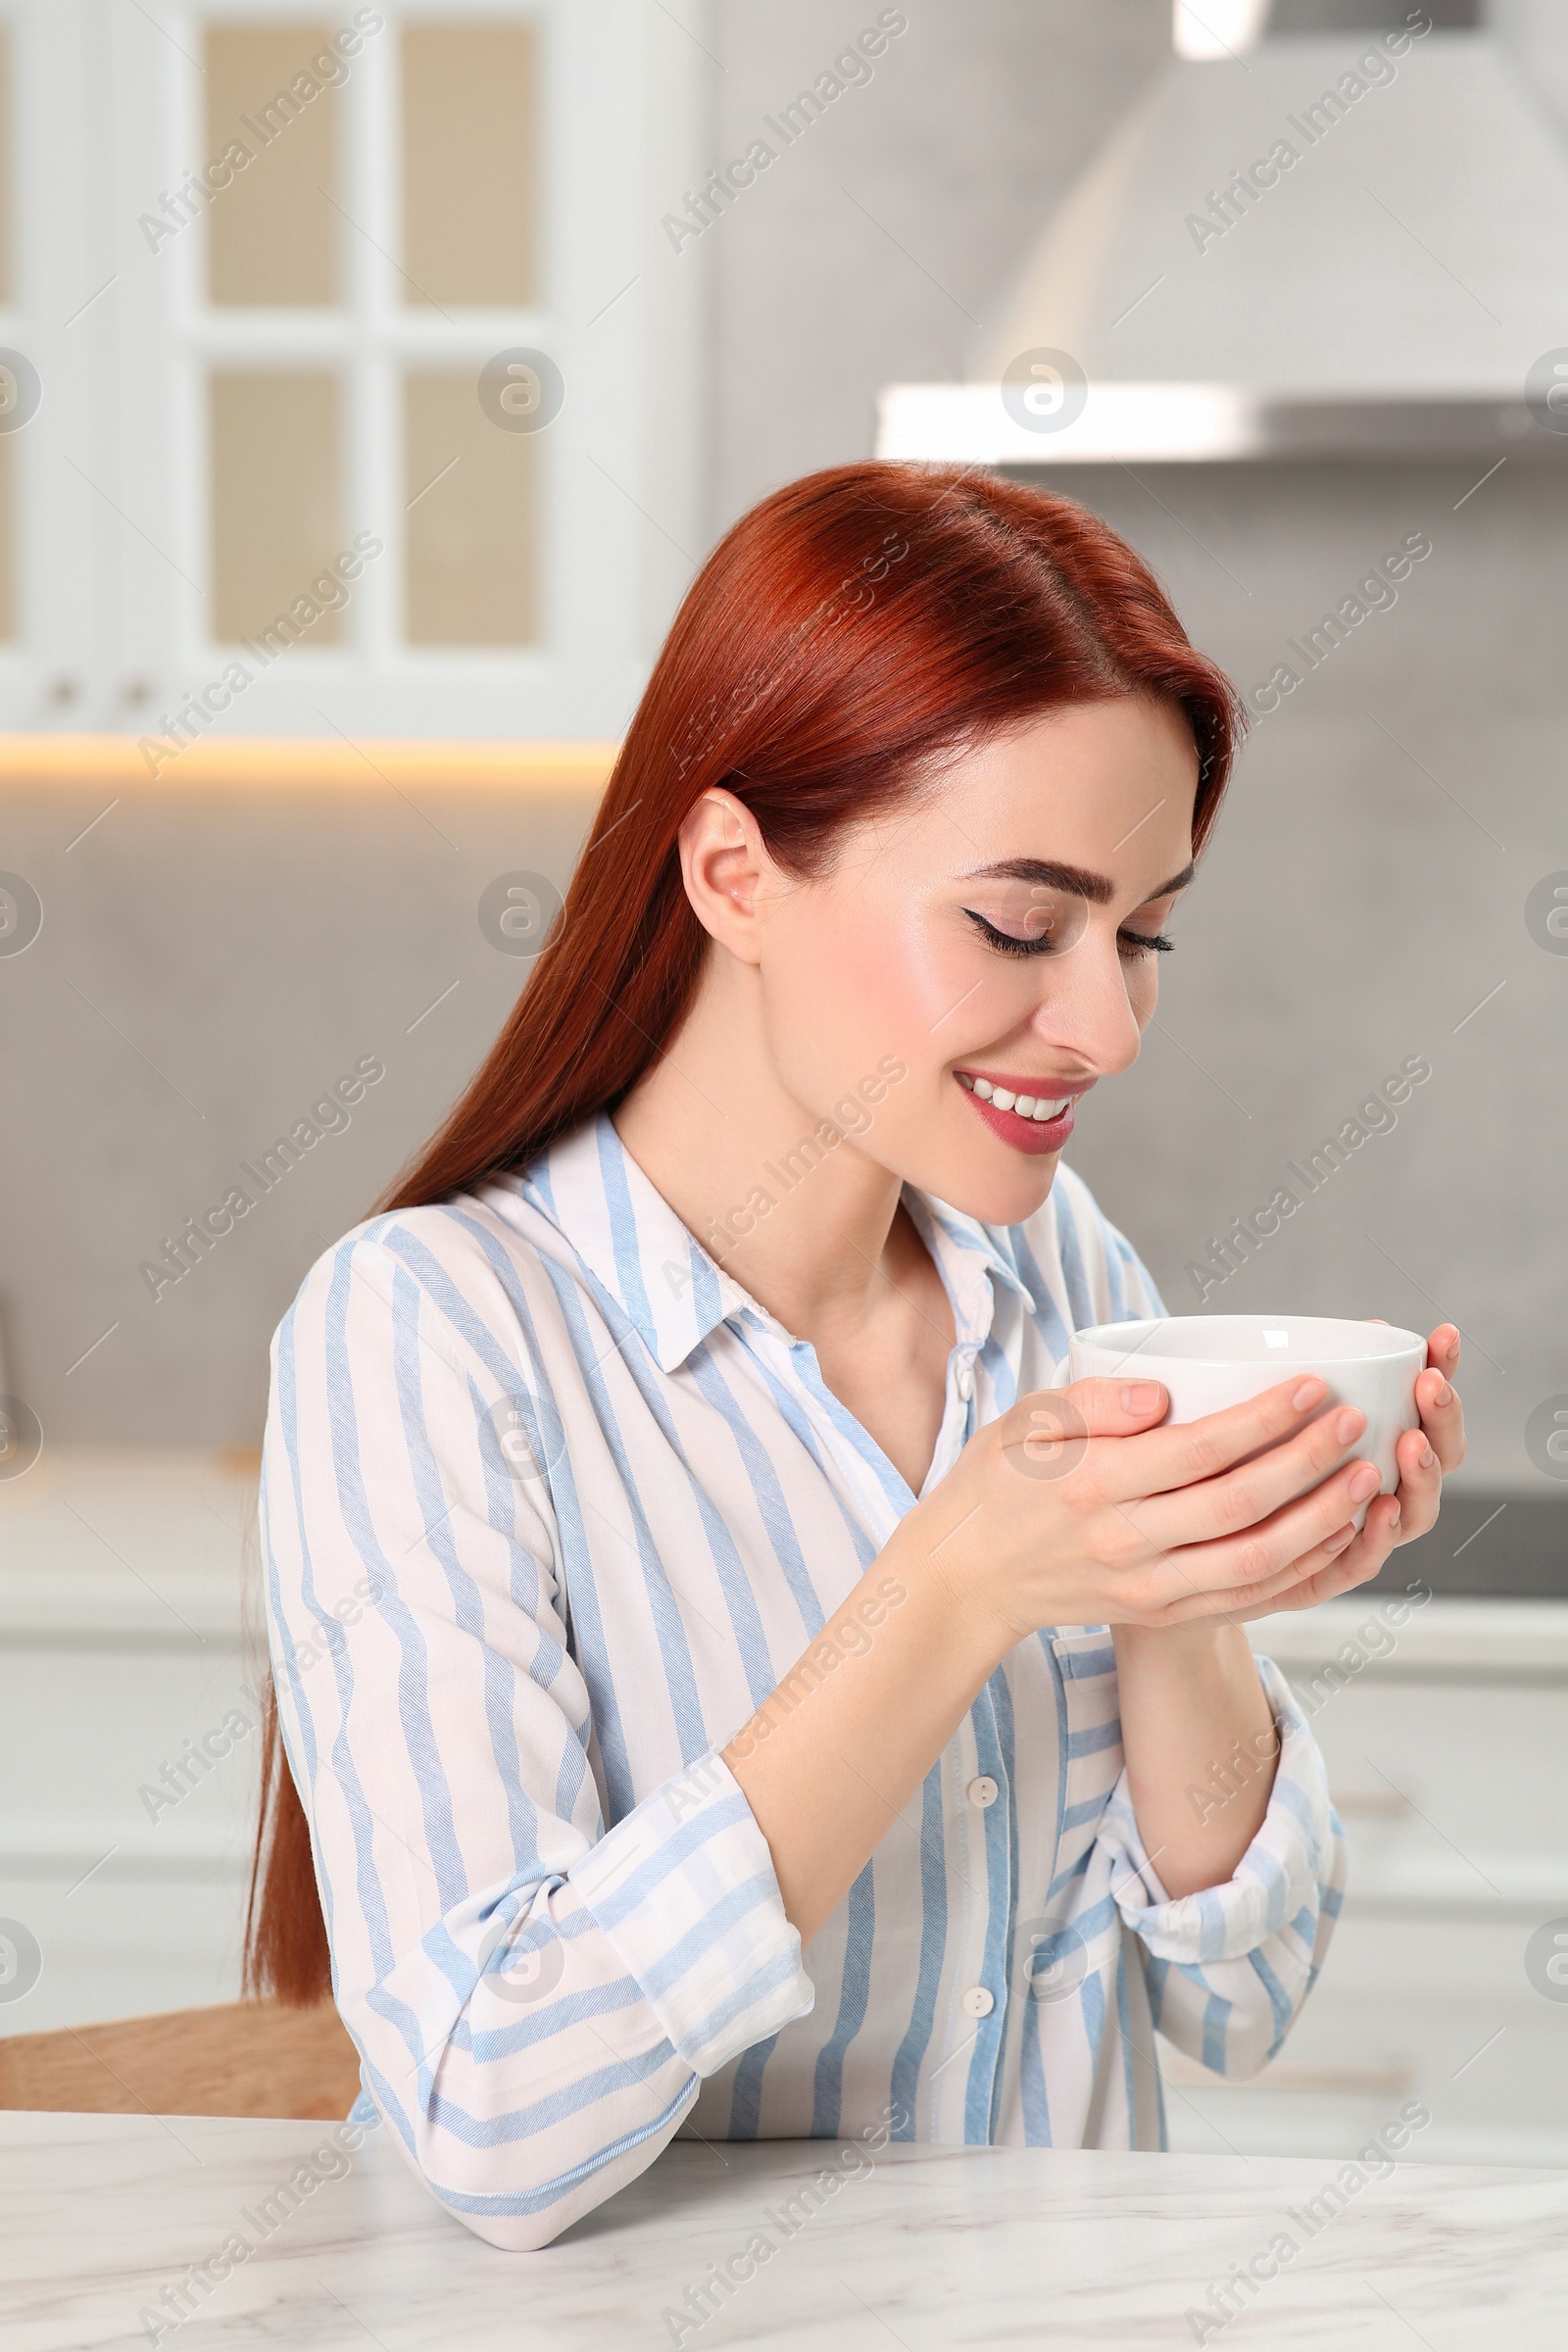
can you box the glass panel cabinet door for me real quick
[0,3,111,726]
[0,0,705,737]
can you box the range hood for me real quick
[878,19,1568,464]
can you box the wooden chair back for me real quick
[0,1999,363,2121]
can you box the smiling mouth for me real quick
[956,1071,1073,1123]
[954,1067,1089,1154]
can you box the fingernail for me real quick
[1421,1444,1437,1469]
[1335,1408,1366,1446]
[1292,1378,1327,1412]
[1324,1524,1355,1552]
[1348,1463,1381,1502]
[1436,1381,1453,1407]
[1389,1505,1401,1532]
[1121,1382,1163,1414]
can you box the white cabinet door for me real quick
[0,0,705,737]
[1164,1607,1568,2168]
[0,2,111,725]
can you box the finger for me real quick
[1153,1529,1359,1625]
[1237,1491,1403,1616]
[1160,1490,1402,1626]
[1153,1533,1361,1624]
[1085,1373,1342,1506]
[1427,1323,1461,1373]
[1008,1377,1168,1447]
[998,1380,1167,1487]
[1414,1364,1466,1476]
[1390,1424,1443,1542]
[1127,1395,1369,1553]
[1131,1450,1390,1615]
[1218,1538,1388,1622]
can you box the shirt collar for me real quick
[902,1189,1038,1342]
[519,1112,756,1373]
[523,1111,1037,1375]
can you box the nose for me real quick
[1023,925,1145,1078]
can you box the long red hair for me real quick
[244,461,1246,2005]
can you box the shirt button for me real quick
[967,1775,999,1809]
[955,1360,974,1401]
[960,1985,996,2019]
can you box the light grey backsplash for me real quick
[707,0,1173,533]
[0,786,596,1451]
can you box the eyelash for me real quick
[963,910,1175,961]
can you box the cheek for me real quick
[1123,954,1160,1027]
[778,896,934,1056]
[760,895,907,1091]
[844,906,958,1035]
[763,886,1039,1106]
[830,906,1036,1087]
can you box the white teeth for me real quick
[962,1076,1071,1121]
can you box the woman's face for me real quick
[747,695,1201,1227]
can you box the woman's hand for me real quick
[726,1327,1468,1945]
[914,1325,1467,1649]
[914,1369,1406,1651]
[1226,1322,1467,1621]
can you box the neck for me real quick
[612,954,912,1346]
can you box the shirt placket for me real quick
[932,1672,1006,2142]
[726,1254,1017,2145]
[926,1249,1019,2139]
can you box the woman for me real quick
[247,463,1465,2250]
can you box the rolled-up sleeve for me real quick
[1097,1656,1347,2078]
[261,1220,813,2250]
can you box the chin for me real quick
[913,1139,1062,1228]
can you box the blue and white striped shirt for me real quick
[261,1111,1345,2249]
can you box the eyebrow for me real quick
[958,857,1197,906]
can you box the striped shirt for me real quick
[261,1110,1345,2251]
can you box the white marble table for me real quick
[5,2113,1568,2350]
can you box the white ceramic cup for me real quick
[1066,1314,1427,1530]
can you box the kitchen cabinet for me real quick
[0,1449,260,2033]
[0,0,700,739]
[1164,1596,1568,2167]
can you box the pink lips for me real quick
[956,1072,1092,1157]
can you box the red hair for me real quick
[245,461,1245,2004]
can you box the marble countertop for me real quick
[1246,1592,1568,1677]
[5,2112,1567,2350]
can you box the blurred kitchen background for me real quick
[2,0,1565,2166]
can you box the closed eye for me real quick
[963,909,1174,960]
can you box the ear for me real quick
[678,788,769,966]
